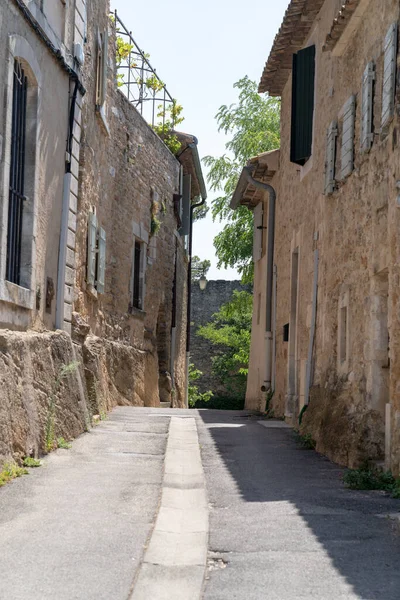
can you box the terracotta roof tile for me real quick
[259,0,325,96]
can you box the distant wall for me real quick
[191,280,251,396]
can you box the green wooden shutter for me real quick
[290,45,316,166]
[341,95,356,180]
[97,227,106,294]
[382,23,398,131]
[361,62,375,153]
[87,212,97,286]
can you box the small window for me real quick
[131,238,146,311]
[290,45,316,166]
[283,323,289,342]
[133,241,142,309]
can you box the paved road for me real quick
[1,407,400,600]
[197,410,400,600]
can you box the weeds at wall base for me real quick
[0,463,28,487]
[343,466,400,498]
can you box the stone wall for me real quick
[191,280,251,396]
[249,0,400,471]
[72,0,188,411]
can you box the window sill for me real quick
[299,155,313,181]
[96,105,110,136]
[129,306,146,319]
[0,280,34,310]
[86,283,98,300]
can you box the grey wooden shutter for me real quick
[324,121,338,195]
[252,202,263,262]
[180,174,191,236]
[361,62,375,153]
[341,96,356,180]
[101,28,108,106]
[381,23,398,131]
[87,212,97,286]
[97,227,106,294]
[290,45,316,166]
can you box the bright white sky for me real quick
[112,0,288,280]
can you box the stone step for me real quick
[160,401,171,409]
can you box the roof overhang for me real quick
[174,131,207,201]
[258,0,325,96]
[323,0,367,55]
[230,149,280,210]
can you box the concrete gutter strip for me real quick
[131,416,208,600]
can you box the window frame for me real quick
[0,36,41,311]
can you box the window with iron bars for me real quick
[7,60,28,285]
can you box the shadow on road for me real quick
[198,409,400,600]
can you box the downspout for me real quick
[170,237,178,406]
[300,248,319,424]
[185,195,205,407]
[243,166,276,395]
[56,80,79,330]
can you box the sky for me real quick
[112,0,288,280]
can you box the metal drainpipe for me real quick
[185,195,205,407]
[243,166,276,394]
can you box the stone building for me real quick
[0,0,206,466]
[232,0,400,473]
[191,280,251,397]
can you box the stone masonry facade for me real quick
[238,0,400,473]
[191,280,251,396]
[0,0,203,466]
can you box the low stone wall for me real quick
[300,384,385,469]
[0,330,89,466]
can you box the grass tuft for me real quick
[57,437,72,449]
[23,457,41,468]
[0,463,28,487]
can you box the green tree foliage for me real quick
[188,363,213,408]
[197,290,253,398]
[203,76,280,282]
[191,256,211,282]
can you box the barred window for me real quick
[6,60,28,285]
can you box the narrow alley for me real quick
[1,407,399,600]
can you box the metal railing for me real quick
[111,10,175,129]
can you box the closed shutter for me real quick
[101,28,108,106]
[382,23,398,131]
[290,45,316,166]
[324,121,338,195]
[97,227,106,294]
[361,62,375,153]
[180,174,191,236]
[253,202,263,262]
[341,95,356,180]
[87,212,97,286]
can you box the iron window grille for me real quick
[7,60,28,285]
